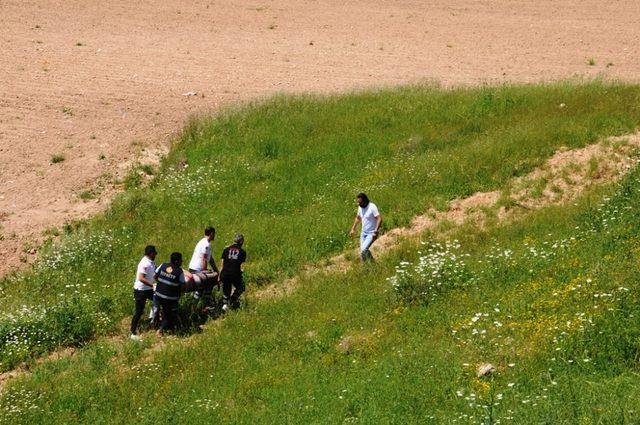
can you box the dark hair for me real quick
[356,192,369,207]
[204,226,216,236]
[144,245,157,256]
[170,252,182,265]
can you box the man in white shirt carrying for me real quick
[349,193,382,263]
[188,226,219,311]
[130,245,157,340]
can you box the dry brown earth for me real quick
[1,0,640,275]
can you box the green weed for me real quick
[50,154,65,164]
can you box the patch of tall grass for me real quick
[5,163,640,423]
[0,82,639,371]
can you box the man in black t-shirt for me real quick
[219,234,247,311]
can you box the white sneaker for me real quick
[130,334,142,341]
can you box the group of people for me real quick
[130,226,247,340]
[128,192,381,340]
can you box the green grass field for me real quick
[2,82,640,423]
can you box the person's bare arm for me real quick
[349,215,361,237]
[218,258,225,281]
[138,272,153,289]
[178,269,192,294]
[200,254,207,271]
[374,214,382,235]
[209,256,219,273]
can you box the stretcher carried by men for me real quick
[130,228,248,340]
[183,270,218,293]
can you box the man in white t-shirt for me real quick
[349,193,382,262]
[188,226,219,310]
[130,245,157,340]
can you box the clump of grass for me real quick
[139,164,154,176]
[43,227,60,237]
[61,106,73,116]
[495,189,518,211]
[549,183,563,194]
[587,156,601,179]
[50,154,65,164]
[523,176,548,199]
[123,168,142,190]
[79,190,96,201]
[587,58,596,66]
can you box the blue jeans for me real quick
[360,232,376,262]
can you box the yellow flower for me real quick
[474,378,491,395]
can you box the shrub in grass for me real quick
[123,168,143,189]
[79,190,95,201]
[139,163,154,176]
[0,299,102,370]
[388,240,474,305]
[558,298,640,376]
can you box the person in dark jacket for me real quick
[219,234,247,311]
[154,252,192,336]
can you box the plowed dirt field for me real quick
[1,0,639,275]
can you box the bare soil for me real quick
[1,0,640,275]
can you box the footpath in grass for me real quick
[3,156,640,423]
[1,82,640,371]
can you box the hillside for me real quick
[2,82,640,423]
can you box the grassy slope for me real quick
[2,82,640,370]
[4,159,640,424]
[1,82,640,423]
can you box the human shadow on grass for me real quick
[143,292,244,338]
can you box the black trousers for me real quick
[222,275,245,302]
[158,297,179,332]
[130,289,154,334]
